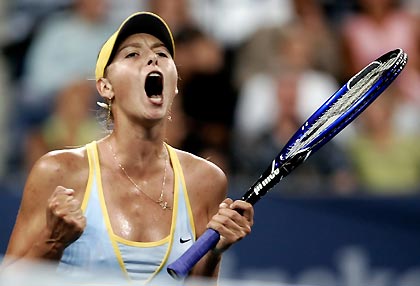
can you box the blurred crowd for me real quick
[0,0,419,197]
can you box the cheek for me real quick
[110,66,138,92]
[166,64,179,89]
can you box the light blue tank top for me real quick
[57,141,196,285]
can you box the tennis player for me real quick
[2,12,254,285]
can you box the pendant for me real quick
[158,198,171,210]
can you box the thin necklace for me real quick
[108,142,171,210]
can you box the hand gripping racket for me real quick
[167,48,408,279]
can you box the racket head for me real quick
[242,48,408,204]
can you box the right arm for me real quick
[2,150,87,268]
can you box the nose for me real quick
[147,53,158,66]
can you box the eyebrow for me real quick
[117,41,168,54]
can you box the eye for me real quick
[157,52,168,58]
[126,52,139,58]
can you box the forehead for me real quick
[117,33,165,50]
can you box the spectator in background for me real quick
[341,0,419,82]
[339,0,420,195]
[173,25,235,175]
[346,87,420,195]
[232,0,348,143]
[234,0,342,91]
[232,15,356,196]
[189,0,294,49]
[148,0,194,35]
[291,0,343,77]
[0,0,75,191]
[234,21,344,144]
[11,0,112,177]
[24,80,103,172]
[234,71,355,196]
[147,0,235,175]
[340,0,420,135]
[21,0,111,117]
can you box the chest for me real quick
[100,170,174,242]
[97,167,207,243]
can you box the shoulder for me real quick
[171,147,228,203]
[173,147,227,185]
[35,146,88,173]
[26,146,90,197]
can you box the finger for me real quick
[65,196,83,212]
[64,212,86,227]
[217,208,246,225]
[230,200,254,223]
[207,217,237,239]
[210,209,250,234]
[54,186,75,196]
[49,188,75,207]
[54,199,82,218]
[219,198,234,209]
[207,213,249,251]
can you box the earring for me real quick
[106,98,112,127]
[96,98,113,129]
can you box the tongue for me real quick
[148,94,163,104]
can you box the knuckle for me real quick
[240,230,247,239]
[229,211,242,222]
[47,200,56,210]
[209,223,221,233]
[219,216,230,225]
[244,225,252,234]
[56,211,66,219]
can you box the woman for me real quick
[3,12,254,285]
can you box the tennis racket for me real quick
[167,48,408,279]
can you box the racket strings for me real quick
[286,51,405,158]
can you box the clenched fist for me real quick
[46,186,86,248]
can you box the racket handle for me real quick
[167,228,220,279]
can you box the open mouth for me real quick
[145,72,163,98]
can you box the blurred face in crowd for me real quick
[75,0,108,21]
[358,0,396,15]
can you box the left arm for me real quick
[185,155,254,279]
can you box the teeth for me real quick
[149,72,161,77]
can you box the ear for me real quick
[96,78,114,100]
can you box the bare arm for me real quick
[184,154,254,280]
[2,150,87,269]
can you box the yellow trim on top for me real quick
[144,143,179,284]
[81,142,95,213]
[169,145,196,240]
[112,233,169,247]
[91,142,130,280]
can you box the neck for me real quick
[104,133,172,210]
[106,132,167,172]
